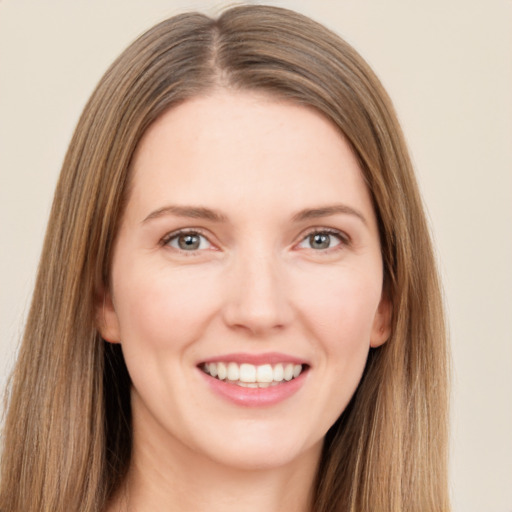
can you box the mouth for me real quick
[199,361,308,388]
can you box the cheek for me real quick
[288,266,383,434]
[296,264,383,380]
[112,264,220,350]
[301,266,382,340]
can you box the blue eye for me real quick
[298,231,344,250]
[163,229,345,253]
[165,231,212,251]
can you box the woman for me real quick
[0,5,449,511]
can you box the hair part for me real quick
[1,6,449,511]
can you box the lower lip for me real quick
[199,369,307,407]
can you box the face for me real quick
[99,90,391,472]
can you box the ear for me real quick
[370,293,392,348]
[95,287,121,344]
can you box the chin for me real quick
[190,425,323,473]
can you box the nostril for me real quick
[221,265,293,334]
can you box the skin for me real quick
[99,90,391,512]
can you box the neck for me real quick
[128,452,318,512]
[107,420,321,512]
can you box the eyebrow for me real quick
[142,205,228,224]
[142,203,367,225]
[291,204,367,225]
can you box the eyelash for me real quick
[160,227,350,255]
[298,228,350,252]
[160,228,214,256]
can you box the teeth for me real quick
[273,363,284,381]
[256,364,273,383]
[217,362,227,381]
[234,381,274,388]
[202,362,304,384]
[227,362,239,381]
[239,363,256,382]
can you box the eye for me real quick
[164,231,213,252]
[297,230,346,251]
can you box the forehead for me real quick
[128,90,375,224]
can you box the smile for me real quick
[200,362,304,387]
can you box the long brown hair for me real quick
[0,6,449,511]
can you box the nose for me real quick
[222,249,293,336]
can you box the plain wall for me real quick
[1,1,511,510]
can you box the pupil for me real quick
[311,233,330,249]
[179,234,200,250]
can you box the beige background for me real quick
[1,1,511,510]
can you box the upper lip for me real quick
[198,352,308,366]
